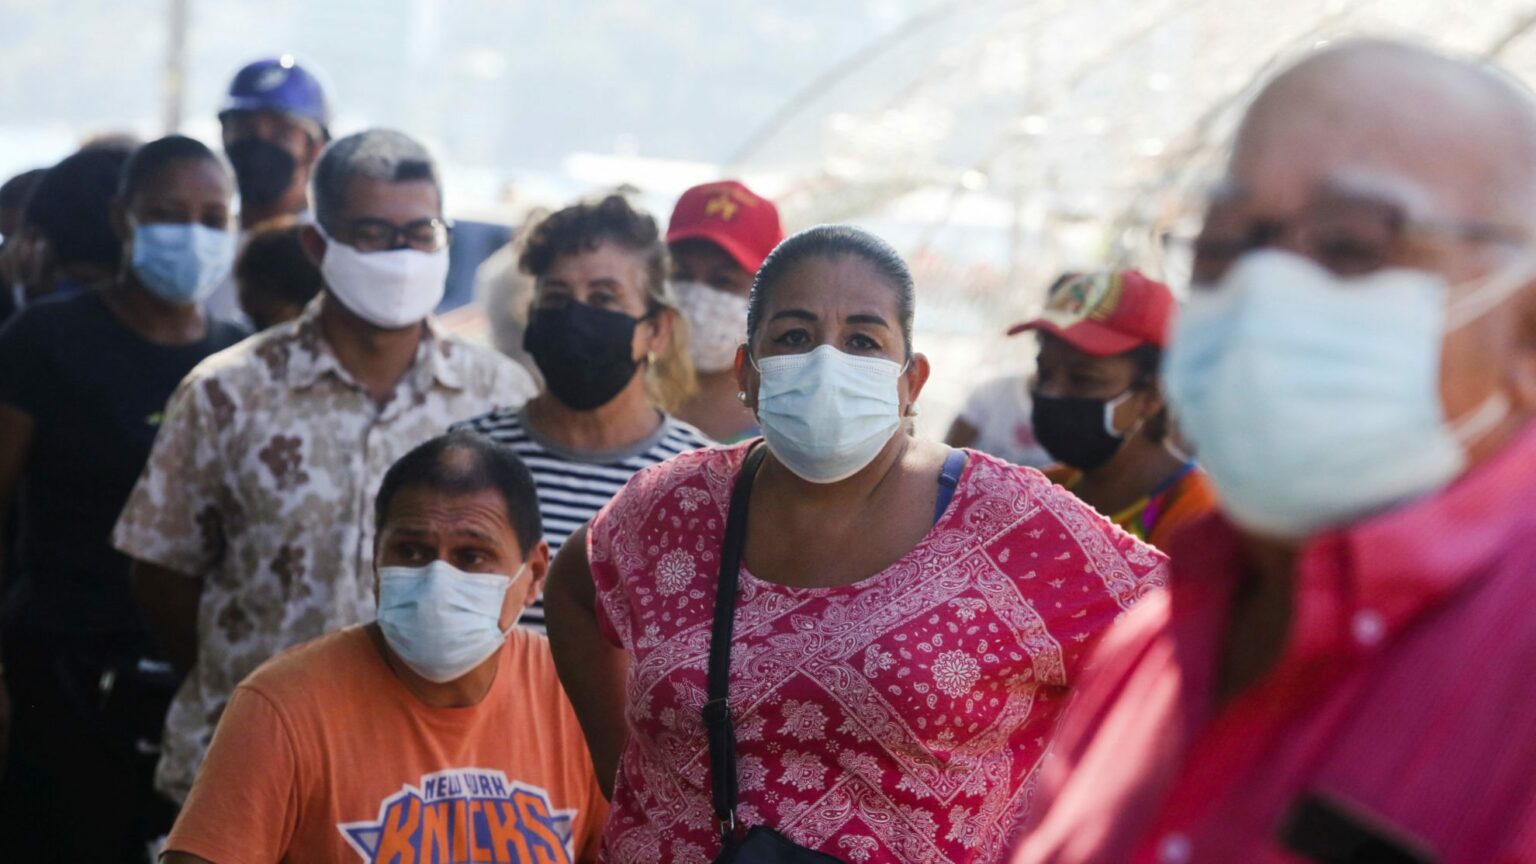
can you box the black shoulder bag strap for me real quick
[703,441,768,845]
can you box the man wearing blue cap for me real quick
[221,55,329,230]
[207,56,330,322]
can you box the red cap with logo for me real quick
[1008,269,1176,356]
[666,180,784,275]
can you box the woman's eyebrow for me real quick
[770,308,817,322]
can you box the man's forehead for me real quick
[384,488,513,535]
[1221,41,1536,223]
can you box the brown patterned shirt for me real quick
[112,298,537,802]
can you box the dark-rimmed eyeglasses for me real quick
[1190,193,1532,284]
[332,217,453,254]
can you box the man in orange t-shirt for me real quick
[1014,269,1218,550]
[163,432,608,864]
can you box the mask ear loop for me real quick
[498,562,530,639]
[1102,389,1138,439]
[1450,389,1511,447]
[1440,255,1533,451]
[1445,254,1536,331]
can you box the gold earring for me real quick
[646,351,657,365]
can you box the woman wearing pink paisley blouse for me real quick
[545,225,1169,864]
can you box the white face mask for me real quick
[673,280,749,373]
[1165,249,1526,539]
[376,559,525,684]
[318,226,448,329]
[754,344,905,483]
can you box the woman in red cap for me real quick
[1014,269,1217,549]
[665,179,784,442]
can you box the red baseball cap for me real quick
[666,180,784,274]
[1008,269,1176,356]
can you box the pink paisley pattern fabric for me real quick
[588,444,1169,864]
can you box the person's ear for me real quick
[734,344,757,413]
[512,541,552,623]
[303,134,326,169]
[1138,379,1168,420]
[1507,291,1536,415]
[644,306,675,357]
[299,224,327,267]
[901,352,932,417]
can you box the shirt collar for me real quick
[1171,420,1536,658]
[1339,418,1536,628]
[285,296,466,393]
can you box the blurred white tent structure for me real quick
[707,0,1536,427]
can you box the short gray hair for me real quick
[312,129,441,230]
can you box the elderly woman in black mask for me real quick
[454,194,712,633]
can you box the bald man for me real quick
[1014,40,1536,864]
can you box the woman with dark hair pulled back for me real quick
[544,224,1169,862]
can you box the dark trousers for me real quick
[0,628,177,863]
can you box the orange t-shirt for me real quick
[166,625,608,864]
[1044,463,1219,551]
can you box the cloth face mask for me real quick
[1030,390,1135,472]
[318,225,448,329]
[673,280,749,373]
[1164,249,1523,539]
[130,222,234,305]
[226,138,297,209]
[524,300,645,411]
[377,560,523,684]
[754,344,905,483]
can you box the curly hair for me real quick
[518,194,695,411]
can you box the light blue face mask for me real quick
[754,344,906,483]
[1165,249,1525,539]
[377,560,522,684]
[130,221,234,305]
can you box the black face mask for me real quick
[226,138,298,209]
[1031,391,1130,472]
[524,301,646,411]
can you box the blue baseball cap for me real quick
[219,56,331,136]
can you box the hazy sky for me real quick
[0,0,946,173]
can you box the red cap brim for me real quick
[1007,319,1145,357]
[665,225,769,275]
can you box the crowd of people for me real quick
[0,34,1534,864]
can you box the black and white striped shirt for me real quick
[451,406,713,632]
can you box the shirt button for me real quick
[1157,833,1192,864]
[1352,609,1385,647]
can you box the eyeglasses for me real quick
[332,217,453,253]
[1190,193,1532,284]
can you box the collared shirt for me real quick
[1016,423,1536,864]
[113,297,536,803]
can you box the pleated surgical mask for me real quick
[1165,250,1527,538]
[377,560,524,683]
[754,344,905,483]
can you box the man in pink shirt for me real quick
[1017,40,1536,864]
